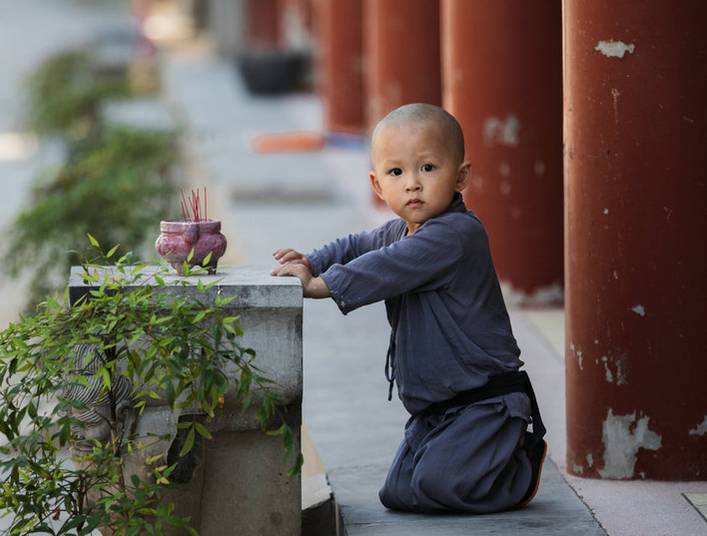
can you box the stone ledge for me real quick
[69,265,303,310]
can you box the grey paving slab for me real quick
[330,462,606,536]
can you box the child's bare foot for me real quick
[515,433,547,508]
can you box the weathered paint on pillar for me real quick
[280,0,314,51]
[442,0,563,304]
[365,0,441,128]
[246,0,281,49]
[319,0,365,133]
[564,2,707,480]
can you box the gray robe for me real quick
[307,193,533,513]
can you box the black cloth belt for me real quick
[419,370,547,446]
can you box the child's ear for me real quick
[369,171,384,199]
[455,161,471,192]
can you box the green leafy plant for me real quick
[26,48,134,138]
[0,238,301,535]
[6,127,176,308]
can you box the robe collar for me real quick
[446,192,466,214]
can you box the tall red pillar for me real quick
[318,0,365,133]
[564,2,707,479]
[365,0,441,128]
[442,1,563,303]
[246,0,281,49]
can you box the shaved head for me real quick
[371,103,466,164]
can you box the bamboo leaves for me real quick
[0,240,301,534]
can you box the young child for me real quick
[271,103,546,514]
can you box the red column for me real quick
[246,0,281,49]
[318,0,365,133]
[565,2,707,479]
[365,0,441,128]
[442,1,563,303]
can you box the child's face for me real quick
[369,121,469,234]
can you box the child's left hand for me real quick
[272,248,312,271]
[271,262,330,299]
[271,261,312,284]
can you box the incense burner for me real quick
[155,220,227,275]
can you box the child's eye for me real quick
[388,168,402,176]
[421,163,435,172]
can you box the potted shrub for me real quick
[0,238,300,534]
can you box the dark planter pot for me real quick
[237,50,310,95]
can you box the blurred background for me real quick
[0,1,704,535]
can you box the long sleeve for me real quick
[306,221,397,276]
[320,219,463,314]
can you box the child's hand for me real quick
[272,248,312,271]
[271,261,312,284]
[271,261,330,299]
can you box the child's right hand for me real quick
[271,248,312,272]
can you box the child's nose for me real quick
[405,174,422,191]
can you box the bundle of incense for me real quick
[180,187,208,222]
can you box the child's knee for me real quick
[379,480,416,512]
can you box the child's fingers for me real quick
[272,248,303,261]
[271,262,303,279]
[272,248,292,259]
[271,262,298,276]
[278,250,305,264]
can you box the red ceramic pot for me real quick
[155,220,227,275]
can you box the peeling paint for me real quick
[602,356,614,383]
[603,208,609,215]
[688,415,707,436]
[601,354,627,385]
[573,464,584,474]
[500,181,511,195]
[613,270,619,280]
[594,339,599,345]
[615,358,627,386]
[499,163,511,177]
[586,453,594,468]
[599,409,662,479]
[569,343,584,370]
[471,175,484,190]
[534,160,545,176]
[631,304,646,316]
[663,206,673,222]
[595,40,636,59]
[611,88,621,125]
[483,115,520,147]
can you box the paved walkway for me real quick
[162,40,606,536]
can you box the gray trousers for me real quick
[379,393,532,513]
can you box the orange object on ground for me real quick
[251,131,326,153]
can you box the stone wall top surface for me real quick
[69,265,303,309]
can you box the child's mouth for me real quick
[407,199,423,207]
